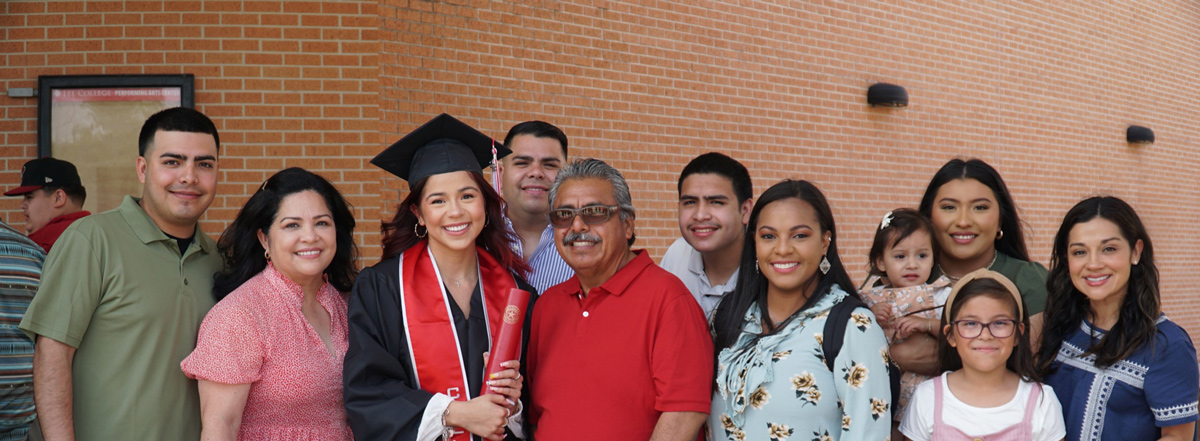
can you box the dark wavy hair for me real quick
[938,277,1040,381]
[213,167,359,300]
[866,208,939,280]
[918,158,1031,262]
[380,171,530,277]
[712,179,858,353]
[1036,196,1158,372]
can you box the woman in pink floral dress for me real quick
[182,168,359,440]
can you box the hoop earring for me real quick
[819,256,831,274]
[414,223,427,238]
[996,229,1004,240]
[264,250,271,262]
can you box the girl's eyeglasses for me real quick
[951,319,1017,339]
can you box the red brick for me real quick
[86,1,123,13]
[127,52,165,64]
[27,40,63,52]
[7,27,45,40]
[125,1,164,12]
[104,39,142,51]
[65,40,102,52]
[164,24,203,38]
[47,27,84,39]
[179,12,219,25]
[103,13,143,25]
[261,14,298,26]
[221,13,260,25]
[144,13,182,24]
[47,52,84,65]
[244,27,281,39]
[27,14,63,26]
[162,1,203,12]
[9,2,45,13]
[144,39,182,51]
[47,2,84,13]
[164,52,203,64]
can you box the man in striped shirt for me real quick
[0,218,43,440]
[498,121,574,294]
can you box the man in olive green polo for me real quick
[20,107,223,441]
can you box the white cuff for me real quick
[506,400,526,439]
[417,393,455,441]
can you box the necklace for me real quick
[938,251,998,283]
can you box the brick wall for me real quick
[372,0,1200,332]
[0,0,383,255]
[4,1,1200,333]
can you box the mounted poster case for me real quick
[38,74,194,214]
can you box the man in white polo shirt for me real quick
[660,152,753,317]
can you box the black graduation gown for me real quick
[343,255,537,441]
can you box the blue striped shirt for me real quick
[511,222,574,295]
[0,220,43,440]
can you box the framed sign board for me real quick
[37,74,194,214]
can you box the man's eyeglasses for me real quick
[951,319,1017,339]
[549,205,623,228]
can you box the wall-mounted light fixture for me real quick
[867,83,908,107]
[1126,125,1154,145]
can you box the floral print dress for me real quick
[710,287,892,441]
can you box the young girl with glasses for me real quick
[899,270,1066,441]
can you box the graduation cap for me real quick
[372,113,511,184]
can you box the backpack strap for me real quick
[822,293,902,419]
[822,294,866,371]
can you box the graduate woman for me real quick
[343,114,534,440]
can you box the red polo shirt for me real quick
[527,250,713,440]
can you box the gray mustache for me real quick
[562,231,602,245]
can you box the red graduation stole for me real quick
[398,241,516,440]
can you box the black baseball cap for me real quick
[5,157,82,196]
[371,113,511,184]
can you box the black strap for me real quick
[822,293,902,418]
[821,294,865,371]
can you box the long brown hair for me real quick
[380,172,530,277]
[1037,196,1158,372]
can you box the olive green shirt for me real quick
[19,196,220,441]
[991,251,1049,315]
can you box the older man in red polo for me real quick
[527,158,713,441]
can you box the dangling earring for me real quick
[819,255,831,274]
[264,250,271,262]
[483,217,489,228]
[754,260,760,273]
[414,223,427,238]
[996,229,1004,240]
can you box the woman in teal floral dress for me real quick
[710,180,892,441]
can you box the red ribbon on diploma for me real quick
[481,288,530,396]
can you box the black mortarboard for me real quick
[371,113,511,184]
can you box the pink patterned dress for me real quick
[859,274,952,422]
[182,264,353,441]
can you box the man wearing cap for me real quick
[497,121,573,294]
[20,107,223,441]
[526,158,713,440]
[660,152,753,317]
[4,158,89,253]
[0,218,44,440]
